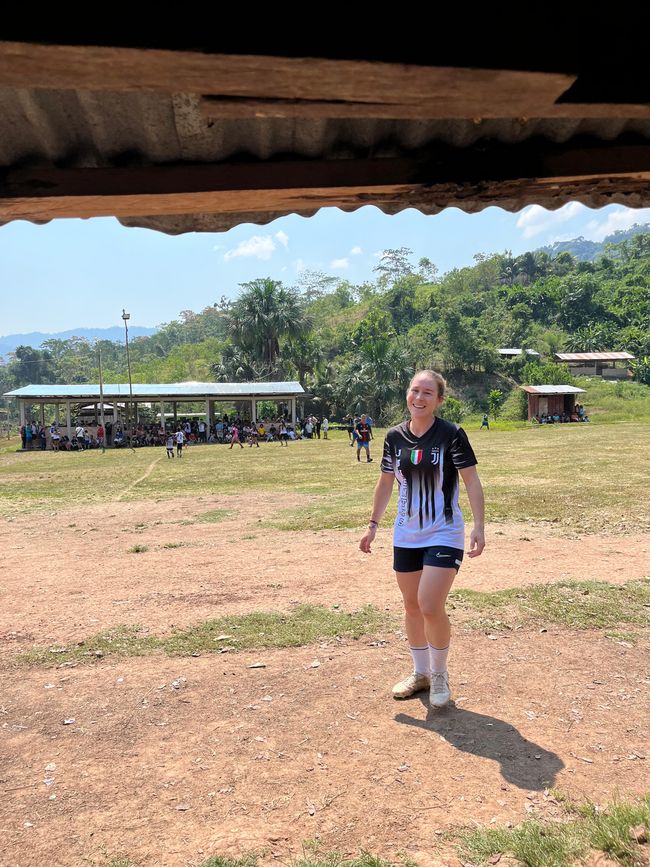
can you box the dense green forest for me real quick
[2,234,648,422]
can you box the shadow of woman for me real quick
[395,702,564,790]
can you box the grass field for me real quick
[1,423,648,533]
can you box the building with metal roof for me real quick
[520,384,586,421]
[4,381,304,433]
[498,348,540,357]
[554,352,634,379]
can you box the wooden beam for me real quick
[200,98,650,120]
[0,41,576,116]
[1,144,649,222]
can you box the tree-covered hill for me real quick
[2,235,649,423]
[537,222,650,261]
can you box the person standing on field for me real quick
[359,369,485,709]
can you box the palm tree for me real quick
[228,279,311,377]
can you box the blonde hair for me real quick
[409,369,447,399]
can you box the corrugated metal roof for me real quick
[2,42,650,234]
[498,348,540,355]
[4,382,304,399]
[520,385,586,394]
[555,352,635,361]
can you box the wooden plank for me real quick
[3,174,649,223]
[201,98,650,120]
[0,42,575,115]
[1,147,650,222]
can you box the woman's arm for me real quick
[359,472,395,553]
[459,465,485,558]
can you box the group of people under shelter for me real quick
[20,413,332,451]
[532,403,590,424]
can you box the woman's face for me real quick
[406,374,444,419]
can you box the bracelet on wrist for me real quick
[368,520,379,529]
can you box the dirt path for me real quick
[1,498,648,866]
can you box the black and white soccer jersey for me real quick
[381,418,477,549]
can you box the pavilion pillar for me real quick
[55,404,60,424]
[205,397,211,428]
[19,400,25,427]
[173,403,177,424]
[160,399,165,432]
[65,401,71,436]
[40,403,45,426]
[94,403,98,424]
[290,398,296,424]
[251,399,257,423]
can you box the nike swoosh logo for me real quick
[436,553,450,558]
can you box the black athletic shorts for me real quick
[393,545,464,573]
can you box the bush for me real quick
[500,388,528,421]
[438,395,465,423]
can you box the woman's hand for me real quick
[467,525,485,558]
[359,526,377,553]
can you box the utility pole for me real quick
[97,344,106,453]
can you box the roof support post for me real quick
[65,400,71,437]
[251,398,256,423]
[19,400,25,428]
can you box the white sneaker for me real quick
[392,671,430,699]
[429,671,451,708]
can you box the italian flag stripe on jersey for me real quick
[411,448,423,465]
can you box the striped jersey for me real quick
[380,418,477,549]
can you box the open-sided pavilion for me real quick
[4,381,304,435]
[554,352,635,380]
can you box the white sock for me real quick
[429,644,449,674]
[410,645,430,675]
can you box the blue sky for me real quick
[2,202,649,334]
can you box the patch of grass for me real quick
[164,604,391,656]
[200,857,258,867]
[457,794,650,866]
[17,625,161,666]
[605,630,641,645]
[162,541,183,549]
[16,605,390,666]
[452,580,650,630]
[200,856,402,867]
[127,544,148,553]
[196,508,237,523]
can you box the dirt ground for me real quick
[1,497,648,867]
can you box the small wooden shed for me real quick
[520,385,586,421]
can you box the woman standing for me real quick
[359,370,485,708]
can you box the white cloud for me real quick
[331,257,350,270]
[224,235,276,261]
[275,230,289,248]
[583,207,650,242]
[516,202,586,239]
[350,246,362,255]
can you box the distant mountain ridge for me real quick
[0,325,158,358]
[537,222,650,261]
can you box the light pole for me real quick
[122,309,134,431]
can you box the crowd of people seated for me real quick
[24,413,331,451]
[532,404,590,424]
